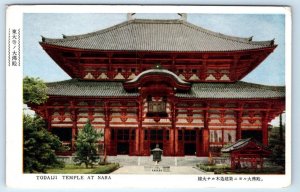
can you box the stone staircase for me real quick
[107,155,208,166]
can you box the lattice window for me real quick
[148,101,166,113]
[224,130,236,143]
[146,96,167,117]
[209,130,222,143]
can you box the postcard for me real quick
[6,5,291,189]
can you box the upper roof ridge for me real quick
[180,20,274,46]
[41,18,276,52]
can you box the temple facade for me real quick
[31,17,285,157]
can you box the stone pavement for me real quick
[111,166,208,174]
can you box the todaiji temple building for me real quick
[31,15,285,157]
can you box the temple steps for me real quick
[106,155,209,166]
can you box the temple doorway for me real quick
[116,129,130,155]
[144,128,170,155]
[184,143,196,155]
[117,142,129,154]
[183,130,197,155]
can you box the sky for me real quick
[23,13,285,86]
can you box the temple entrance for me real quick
[116,129,130,155]
[117,142,129,154]
[183,130,197,155]
[178,129,197,156]
[184,143,196,155]
[144,128,170,155]
[109,128,136,155]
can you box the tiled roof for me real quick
[46,79,138,97]
[176,81,285,99]
[221,138,252,152]
[221,138,271,153]
[126,69,190,84]
[46,79,285,99]
[41,19,275,52]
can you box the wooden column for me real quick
[70,101,77,152]
[262,112,269,146]
[136,99,143,155]
[174,128,178,156]
[104,101,111,155]
[138,97,144,155]
[201,110,209,156]
[171,99,176,156]
[236,111,242,140]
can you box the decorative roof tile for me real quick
[46,79,138,97]
[176,81,285,99]
[46,79,285,99]
[41,19,275,52]
[221,138,271,154]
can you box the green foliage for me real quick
[23,115,64,173]
[268,120,285,167]
[74,120,103,168]
[89,163,119,174]
[269,127,285,167]
[197,163,230,173]
[47,163,119,174]
[23,76,48,105]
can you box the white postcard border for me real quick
[6,5,292,189]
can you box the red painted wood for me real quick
[236,111,242,140]
[262,113,269,145]
[40,43,276,82]
[201,128,209,156]
[30,86,285,156]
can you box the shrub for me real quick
[89,163,119,174]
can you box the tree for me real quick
[23,115,64,173]
[23,76,64,173]
[23,76,48,105]
[269,122,285,167]
[74,120,103,168]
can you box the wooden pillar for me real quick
[201,110,209,156]
[174,128,178,155]
[136,100,142,155]
[70,101,77,152]
[104,101,111,155]
[135,128,139,156]
[262,112,269,146]
[236,111,242,140]
[171,99,176,156]
[138,98,144,155]
[169,128,175,156]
